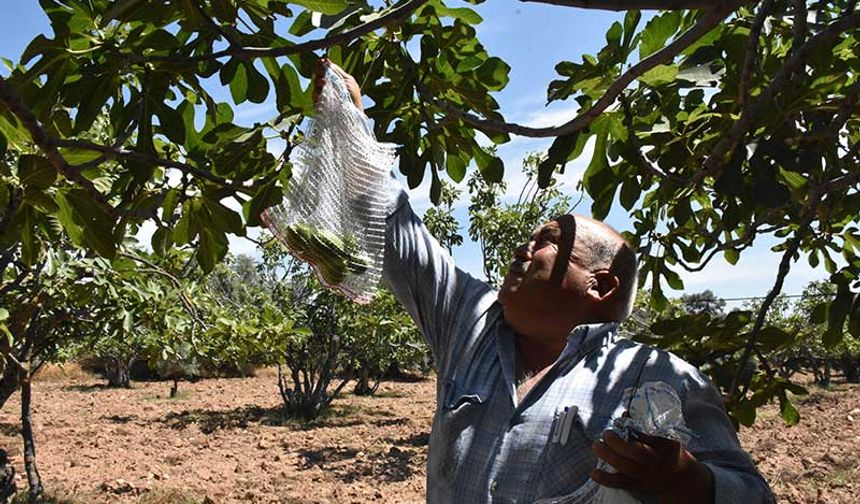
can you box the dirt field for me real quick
[0,367,857,503]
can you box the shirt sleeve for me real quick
[380,174,495,375]
[678,367,776,504]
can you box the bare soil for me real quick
[0,367,857,503]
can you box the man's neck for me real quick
[515,332,568,377]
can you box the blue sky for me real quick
[0,1,828,304]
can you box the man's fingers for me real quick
[602,430,654,465]
[592,439,645,477]
[589,469,640,490]
[634,432,681,452]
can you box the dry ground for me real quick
[0,365,857,503]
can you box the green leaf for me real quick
[289,10,315,36]
[156,104,186,144]
[0,308,8,322]
[777,168,807,191]
[55,188,116,259]
[244,62,270,104]
[197,227,229,273]
[824,285,852,348]
[243,183,282,227]
[289,0,348,16]
[474,148,503,183]
[162,188,181,219]
[639,64,679,87]
[848,294,860,337]
[151,226,173,256]
[57,147,102,165]
[18,155,57,189]
[433,2,482,24]
[724,248,740,265]
[606,21,623,45]
[583,118,615,220]
[639,11,682,58]
[732,400,757,427]
[474,57,510,91]
[779,395,800,426]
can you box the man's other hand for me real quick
[312,58,363,112]
[591,430,715,504]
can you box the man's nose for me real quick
[513,242,533,260]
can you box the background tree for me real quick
[468,152,572,287]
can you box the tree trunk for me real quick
[821,360,832,386]
[169,379,179,398]
[104,356,132,388]
[20,373,42,503]
[0,365,21,412]
[353,366,371,396]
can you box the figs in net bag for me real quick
[262,68,397,303]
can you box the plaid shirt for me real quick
[382,184,775,504]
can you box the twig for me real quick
[53,138,251,193]
[430,7,734,138]
[738,0,774,108]
[619,94,681,181]
[729,212,815,400]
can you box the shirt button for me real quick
[490,480,498,492]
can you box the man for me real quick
[316,61,774,504]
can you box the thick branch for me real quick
[144,0,430,64]
[519,0,741,10]
[698,11,860,184]
[432,6,734,138]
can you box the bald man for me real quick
[317,61,774,504]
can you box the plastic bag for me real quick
[262,67,397,304]
[533,381,693,504]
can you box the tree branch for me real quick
[143,0,430,64]
[518,0,742,11]
[54,139,250,193]
[0,76,116,216]
[697,11,860,184]
[738,0,774,108]
[729,213,814,400]
[431,6,734,138]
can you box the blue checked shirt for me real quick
[381,183,775,504]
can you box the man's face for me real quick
[498,215,593,314]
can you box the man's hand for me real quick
[312,58,363,112]
[591,430,715,504]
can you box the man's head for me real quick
[498,214,638,342]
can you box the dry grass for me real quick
[33,363,94,382]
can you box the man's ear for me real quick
[586,270,620,301]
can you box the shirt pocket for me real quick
[435,377,495,479]
[535,402,626,499]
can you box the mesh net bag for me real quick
[533,381,694,504]
[262,67,397,304]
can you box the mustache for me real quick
[509,260,530,274]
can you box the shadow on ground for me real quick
[297,444,418,483]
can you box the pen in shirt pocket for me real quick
[551,406,578,445]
